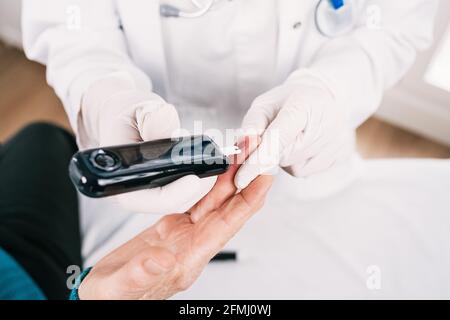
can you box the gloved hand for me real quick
[79,72,217,214]
[77,137,273,300]
[235,70,354,189]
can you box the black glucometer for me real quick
[69,135,234,198]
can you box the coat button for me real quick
[292,21,302,29]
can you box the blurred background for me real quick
[0,0,449,159]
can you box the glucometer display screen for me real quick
[97,136,222,172]
[117,139,177,167]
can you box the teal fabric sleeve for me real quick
[69,267,93,300]
[0,247,45,300]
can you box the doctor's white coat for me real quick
[22,0,439,134]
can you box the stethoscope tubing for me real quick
[161,0,355,39]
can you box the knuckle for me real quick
[174,274,192,291]
[128,261,149,286]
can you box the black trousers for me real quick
[0,123,82,300]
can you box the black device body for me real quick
[69,135,229,198]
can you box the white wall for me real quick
[376,0,450,146]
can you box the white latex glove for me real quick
[79,72,217,214]
[235,70,354,189]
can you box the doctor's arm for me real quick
[22,0,216,214]
[236,0,439,188]
[22,0,151,141]
[302,0,439,127]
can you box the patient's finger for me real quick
[189,136,259,223]
[219,174,273,229]
[194,175,273,257]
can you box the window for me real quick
[425,25,450,93]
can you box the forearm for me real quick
[290,0,439,128]
[22,0,152,135]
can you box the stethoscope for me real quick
[160,0,356,38]
[315,0,356,37]
[160,0,217,19]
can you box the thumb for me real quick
[98,93,180,146]
[241,86,287,136]
[233,131,279,189]
[136,101,181,142]
[235,105,306,189]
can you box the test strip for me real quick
[222,146,241,157]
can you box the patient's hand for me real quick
[78,137,272,300]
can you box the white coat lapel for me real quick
[276,0,311,83]
[116,0,169,97]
